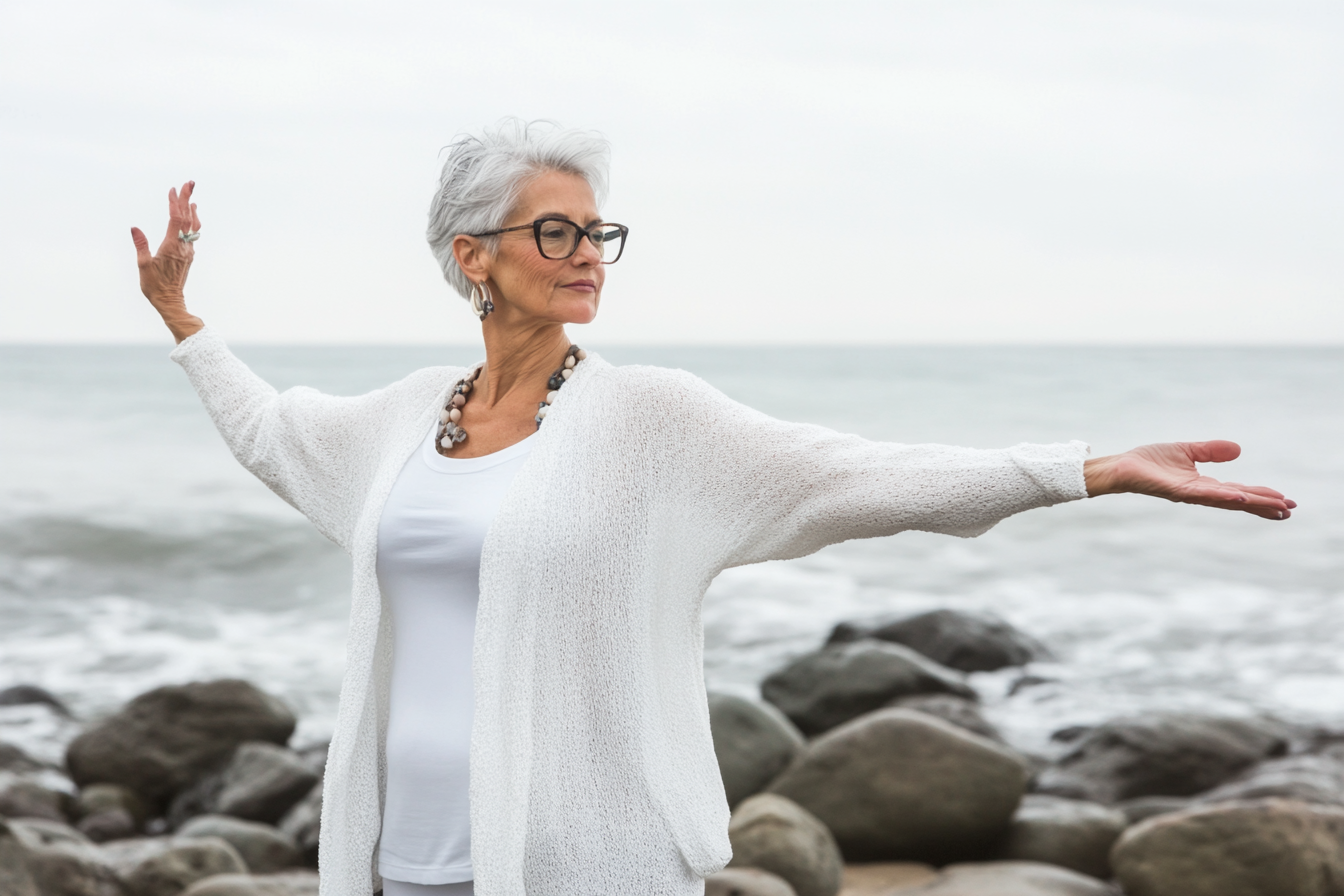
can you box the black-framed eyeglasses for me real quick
[471,217,629,264]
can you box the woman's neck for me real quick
[474,317,571,410]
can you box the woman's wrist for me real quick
[162,310,204,343]
[1083,454,1124,497]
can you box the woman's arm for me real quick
[655,371,1293,571]
[131,181,205,343]
[131,183,430,550]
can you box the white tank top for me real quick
[375,420,535,885]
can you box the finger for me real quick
[1183,440,1241,464]
[164,187,181,243]
[1178,481,1291,515]
[190,202,201,233]
[131,227,152,267]
[1225,483,1288,501]
[179,181,194,223]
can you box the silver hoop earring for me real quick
[469,281,495,321]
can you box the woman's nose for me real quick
[573,234,603,265]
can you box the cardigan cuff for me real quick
[1009,439,1091,504]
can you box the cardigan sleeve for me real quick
[662,370,1091,569]
[170,326,410,551]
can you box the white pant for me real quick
[382,881,474,896]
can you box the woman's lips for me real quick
[561,280,596,292]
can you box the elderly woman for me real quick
[130,120,1293,896]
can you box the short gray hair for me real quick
[427,118,611,299]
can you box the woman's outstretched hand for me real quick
[131,181,204,343]
[1084,440,1294,520]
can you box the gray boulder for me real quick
[827,609,1050,672]
[906,860,1120,895]
[121,837,249,896]
[761,640,974,736]
[65,680,296,809]
[96,835,175,873]
[1035,714,1287,803]
[704,867,797,896]
[726,794,842,896]
[838,862,939,893]
[888,693,1003,742]
[1194,754,1344,806]
[709,693,805,808]
[178,815,300,873]
[1115,796,1192,825]
[1111,798,1344,896]
[181,872,320,896]
[994,795,1127,879]
[78,808,138,843]
[769,709,1028,863]
[77,782,151,828]
[0,684,72,716]
[0,741,47,773]
[277,782,321,867]
[0,817,42,896]
[0,778,71,822]
[169,742,319,828]
[8,818,121,896]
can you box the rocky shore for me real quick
[3,608,1343,895]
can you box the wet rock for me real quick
[1115,796,1191,825]
[77,782,151,828]
[705,867,797,896]
[169,742,319,828]
[888,693,1003,742]
[293,743,327,781]
[65,680,296,809]
[0,684,73,716]
[709,693,806,808]
[276,782,320,867]
[727,794,843,896]
[122,836,249,896]
[839,862,939,894]
[8,818,121,896]
[762,641,974,736]
[0,777,71,822]
[1111,798,1344,896]
[0,817,41,896]
[994,795,1127,879]
[180,871,321,896]
[907,860,1120,895]
[1194,754,1344,806]
[96,835,176,876]
[0,741,48,773]
[770,709,1028,863]
[78,808,138,843]
[177,815,300,873]
[826,609,1050,672]
[1035,714,1287,804]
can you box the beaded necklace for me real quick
[436,345,587,455]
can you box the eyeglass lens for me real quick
[537,220,625,263]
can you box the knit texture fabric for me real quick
[170,328,1091,896]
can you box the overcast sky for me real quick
[1,1,1340,344]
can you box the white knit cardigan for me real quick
[170,327,1091,896]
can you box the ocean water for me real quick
[1,344,1341,763]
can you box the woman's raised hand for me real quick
[1084,440,1295,520]
[131,181,204,343]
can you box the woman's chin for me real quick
[554,296,599,325]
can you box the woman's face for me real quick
[468,169,605,326]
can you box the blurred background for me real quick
[1,1,1341,764]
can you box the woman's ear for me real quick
[452,234,490,283]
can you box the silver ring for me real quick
[178,229,201,243]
